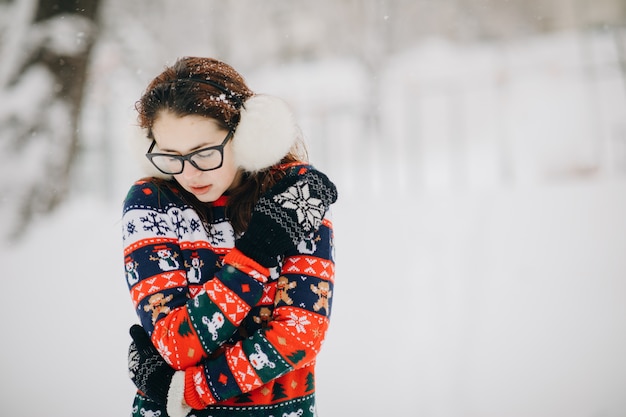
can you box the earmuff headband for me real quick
[175,77,244,109]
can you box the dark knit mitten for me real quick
[128,324,175,405]
[236,166,338,267]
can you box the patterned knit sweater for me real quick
[122,164,335,417]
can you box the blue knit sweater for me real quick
[122,165,336,417]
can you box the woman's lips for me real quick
[189,185,211,195]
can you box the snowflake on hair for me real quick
[212,93,228,103]
[273,180,325,232]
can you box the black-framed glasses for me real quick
[145,131,234,175]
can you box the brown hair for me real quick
[135,57,308,234]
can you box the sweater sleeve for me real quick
[123,180,269,370]
[179,214,335,408]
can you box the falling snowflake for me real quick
[274,180,324,232]
[286,312,311,333]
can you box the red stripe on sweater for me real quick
[130,271,187,307]
[178,240,231,254]
[282,256,335,282]
[124,237,178,256]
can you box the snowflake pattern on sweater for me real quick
[122,165,335,417]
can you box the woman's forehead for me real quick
[152,112,228,152]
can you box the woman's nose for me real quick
[179,161,202,180]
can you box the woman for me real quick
[122,57,337,417]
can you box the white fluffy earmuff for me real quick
[232,94,299,172]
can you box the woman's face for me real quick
[151,111,241,203]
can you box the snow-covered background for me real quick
[2,4,626,416]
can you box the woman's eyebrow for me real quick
[157,141,217,154]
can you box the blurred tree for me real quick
[0,0,100,240]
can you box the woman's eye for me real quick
[164,155,179,162]
[197,149,217,159]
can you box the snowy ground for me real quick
[317,179,626,417]
[2,178,626,417]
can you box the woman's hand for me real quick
[128,324,175,405]
[235,165,338,267]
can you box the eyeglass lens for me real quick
[150,147,223,174]
[147,131,232,175]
